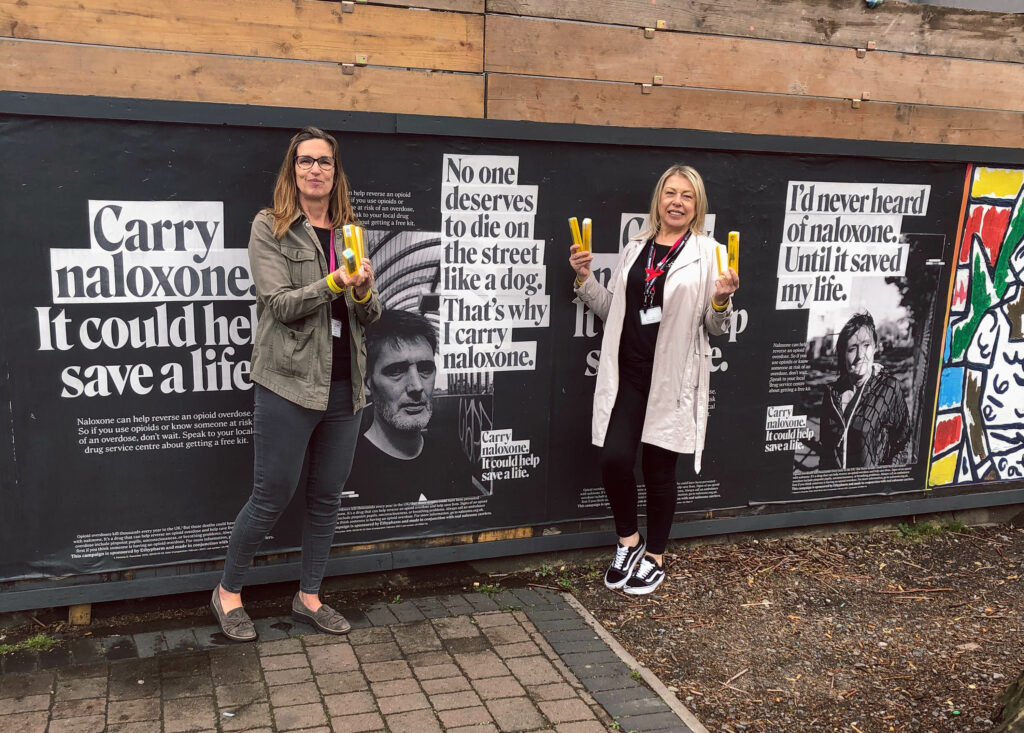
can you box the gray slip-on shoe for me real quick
[210,587,257,642]
[291,593,351,635]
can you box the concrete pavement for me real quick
[0,587,701,733]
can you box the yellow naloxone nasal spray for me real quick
[569,217,583,249]
[342,224,354,254]
[581,218,592,253]
[728,231,739,273]
[353,225,365,263]
[341,248,358,276]
[342,225,363,268]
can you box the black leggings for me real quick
[600,378,694,555]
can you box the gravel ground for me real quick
[566,522,1024,733]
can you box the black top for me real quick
[346,433,478,504]
[313,226,352,382]
[619,238,674,392]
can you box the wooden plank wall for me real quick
[0,0,486,117]
[2,0,1021,148]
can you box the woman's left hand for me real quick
[713,267,739,307]
[351,258,375,301]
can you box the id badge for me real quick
[331,318,342,338]
[639,306,662,325]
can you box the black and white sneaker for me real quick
[622,555,665,595]
[604,536,646,590]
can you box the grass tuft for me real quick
[0,633,58,656]
[898,520,968,538]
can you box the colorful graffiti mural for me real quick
[930,166,1024,486]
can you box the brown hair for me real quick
[647,164,708,238]
[265,126,357,239]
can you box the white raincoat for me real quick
[574,232,732,472]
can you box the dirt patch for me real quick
[567,523,1024,732]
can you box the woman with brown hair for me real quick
[210,127,381,641]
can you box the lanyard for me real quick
[643,231,690,310]
[329,229,336,271]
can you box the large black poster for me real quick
[548,151,961,518]
[0,113,968,583]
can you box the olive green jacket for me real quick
[248,210,381,411]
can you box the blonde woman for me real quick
[569,165,739,595]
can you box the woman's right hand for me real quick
[330,265,362,291]
[569,244,592,284]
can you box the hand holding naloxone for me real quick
[713,230,739,309]
[333,225,373,299]
[570,165,739,597]
[568,216,594,284]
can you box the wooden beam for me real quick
[477,527,533,542]
[486,0,1024,64]
[1,39,484,117]
[485,15,1024,113]
[0,0,483,72]
[486,74,1024,149]
[364,0,484,12]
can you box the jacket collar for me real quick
[289,209,339,231]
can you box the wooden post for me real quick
[996,671,1024,731]
[68,604,91,626]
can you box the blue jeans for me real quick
[220,381,361,594]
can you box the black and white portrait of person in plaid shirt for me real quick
[818,311,912,469]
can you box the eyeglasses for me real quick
[295,155,335,171]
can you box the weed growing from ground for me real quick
[0,633,58,656]
[897,520,967,539]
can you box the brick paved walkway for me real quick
[0,588,701,732]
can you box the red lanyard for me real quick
[643,231,690,309]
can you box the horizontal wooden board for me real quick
[366,0,483,12]
[1,0,483,72]
[485,15,1024,113]
[486,0,1024,64]
[1,39,484,117]
[485,74,1024,149]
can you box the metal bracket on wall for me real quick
[341,1,355,11]
[851,98,862,109]
[641,83,653,95]
[644,27,656,39]
[341,63,355,75]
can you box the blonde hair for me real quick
[647,164,708,238]
[265,126,357,239]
